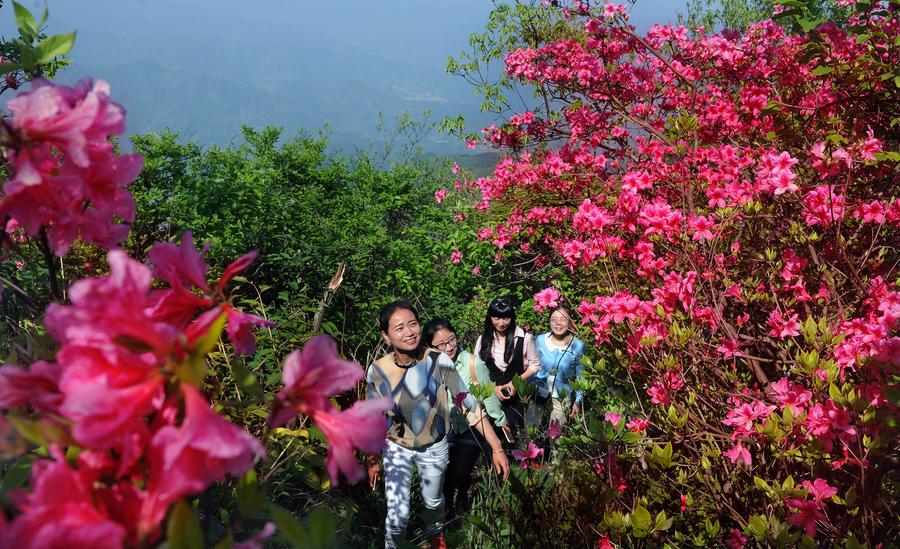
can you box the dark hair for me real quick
[548,305,572,318]
[480,296,517,365]
[423,317,456,347]
[379,300,419,333]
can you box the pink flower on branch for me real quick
[0,361,63,414]
[723,441,752,467]
[512,442,544,468]
[271,335,366,424]
[148,233,275,355]
[767,308,800,338]
[272,335,391,485]
[717,338,743,359]
[1,79,143,255]
[801,478,837,506]
[626,418,649,432]
[785,498,826,537]
[313,399,392,485]
[140,385,264,534]
[533,286,561,312]
[604,412,623,427]
[0,447,127,549]
[58,342,164,452]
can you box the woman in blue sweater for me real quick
[530,306,585,427]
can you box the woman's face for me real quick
[491,316,512,335]
[431,327,458,360]
[549,309,571,337]
[383,308,421,352]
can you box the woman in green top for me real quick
[424,317,509,516]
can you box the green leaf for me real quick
[782,475,795,490]
[829,383,846,406]
[754,476,773,496]
[167,500,204,549]
[12,1,38,40]
[631,505,652,537]
[35,32,76,64]
[621,430,642,444]
[212,532,234,549]
[747,515,768,541]
[305,507,336,547]
[797,17,824,33]
[236,469,265,519]
[654,510,673,531]
[272,505,311,547]
[810,65,835,76]
[0,456,33,500]
[0,63,21,75]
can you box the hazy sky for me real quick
[2,1,686,152]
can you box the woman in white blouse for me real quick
[473,296,541,442]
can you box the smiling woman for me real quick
[365,300,509,549]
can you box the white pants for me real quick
[383,437,449,548]
[526,396,572,427]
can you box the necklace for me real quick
[391,352,417,369]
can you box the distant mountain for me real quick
[51,23,502,156]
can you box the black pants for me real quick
[502,393,527,442]
[444,429,490,515]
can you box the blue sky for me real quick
[2,1,686,153]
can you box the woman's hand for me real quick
[570,403,581,418]
[367,457,381,490]
[492,449,510,480]
[495,382,516,400]
[501,424,513,443]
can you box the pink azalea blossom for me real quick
[434,188,449,204]
[1,79,142,255]
[271,335,391,484]
[58,342,164,452]
[533,287,561,312]
[148,234,275,355]
[717,338,743,359]
[801,478,837,506]
[313,399,392,485]
[647,381,670,405]
[604,412,623,427]
[46,250,176,356]
[769,378,812,413]
[723,401,775,436]
[626,418,649,432]
[0,447,126,549]
[140,385,265,534]
[723,441,752,466]
[450,249,462,264]
[688,214,716,241]
[785,498,826,537]
[727,528,748,549]
[271,335,366,425]
[767,308,800,338]
[547,419,562,440]
[512,442,545,468]
[0,361,63,414]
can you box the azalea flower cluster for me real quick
[0,79,390,547]
[447,1,898,544]
[0,246,269,546]
[0,79,143,256]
